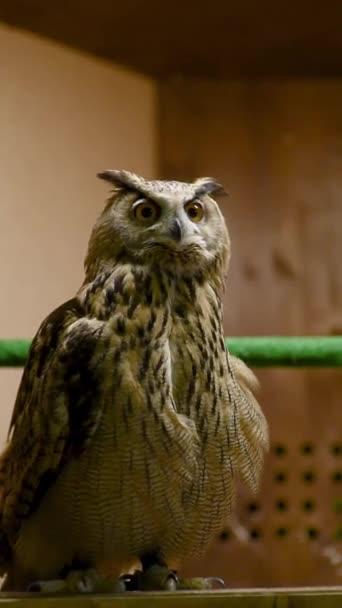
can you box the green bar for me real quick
[226,336,342,367]
[0,337,341,368]
[0,339,32,367]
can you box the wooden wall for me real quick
[0,23,157,444]
[158,79,342,586]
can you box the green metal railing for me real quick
[0,337,341,367]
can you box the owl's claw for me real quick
[121,565,178,591]
[119,573,139,591]
[209,577,225,587]
[177,575,225,589]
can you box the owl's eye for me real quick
[184,200,204,223]
[133,200,161,224]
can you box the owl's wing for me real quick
[228,354,269,490]
[0,298,105,566]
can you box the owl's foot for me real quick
[121,565,224,591]
[27,568,125,594]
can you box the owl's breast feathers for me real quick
[0,263,268,571]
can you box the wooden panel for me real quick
[1,1,342,78]
[159,79,342,587]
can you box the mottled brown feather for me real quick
[0,298,106,568]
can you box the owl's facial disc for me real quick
[132,198,203,234]
[86,174,230,278]
[123,195,224,271]
[132,197,206,250]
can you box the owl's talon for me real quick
[125,565,178,591]
[177,575,225,590]
[119,573,139,591]
[205,577,225,588]
[165,571,178,591]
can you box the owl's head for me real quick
[85,170,230,279]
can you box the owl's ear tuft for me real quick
[194,177,228,199]
[97,170,113,182]
[97,170,127,186]
[97,170,142,192]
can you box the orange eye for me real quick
[184,200,204,223]
[133,200,160,224]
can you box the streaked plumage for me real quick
[0,171,268,591]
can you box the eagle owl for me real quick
[0,171,268,592]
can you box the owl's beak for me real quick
[168,218,182,242]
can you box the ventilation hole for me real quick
[273,444,287,457]
[306,527,319,540]
[302,499,316,511]
[275,499,288,512]
[274,471,288,483]
[249,528,262,541]
[247,501,260,513]
[332,471,342,482]
[333,499,342,514]
[331,443,342,457]
[219,528,231,542]
[276,527,288,539]
[301,442,314,455]
[302,470,316,483]
[334,528,342,541]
